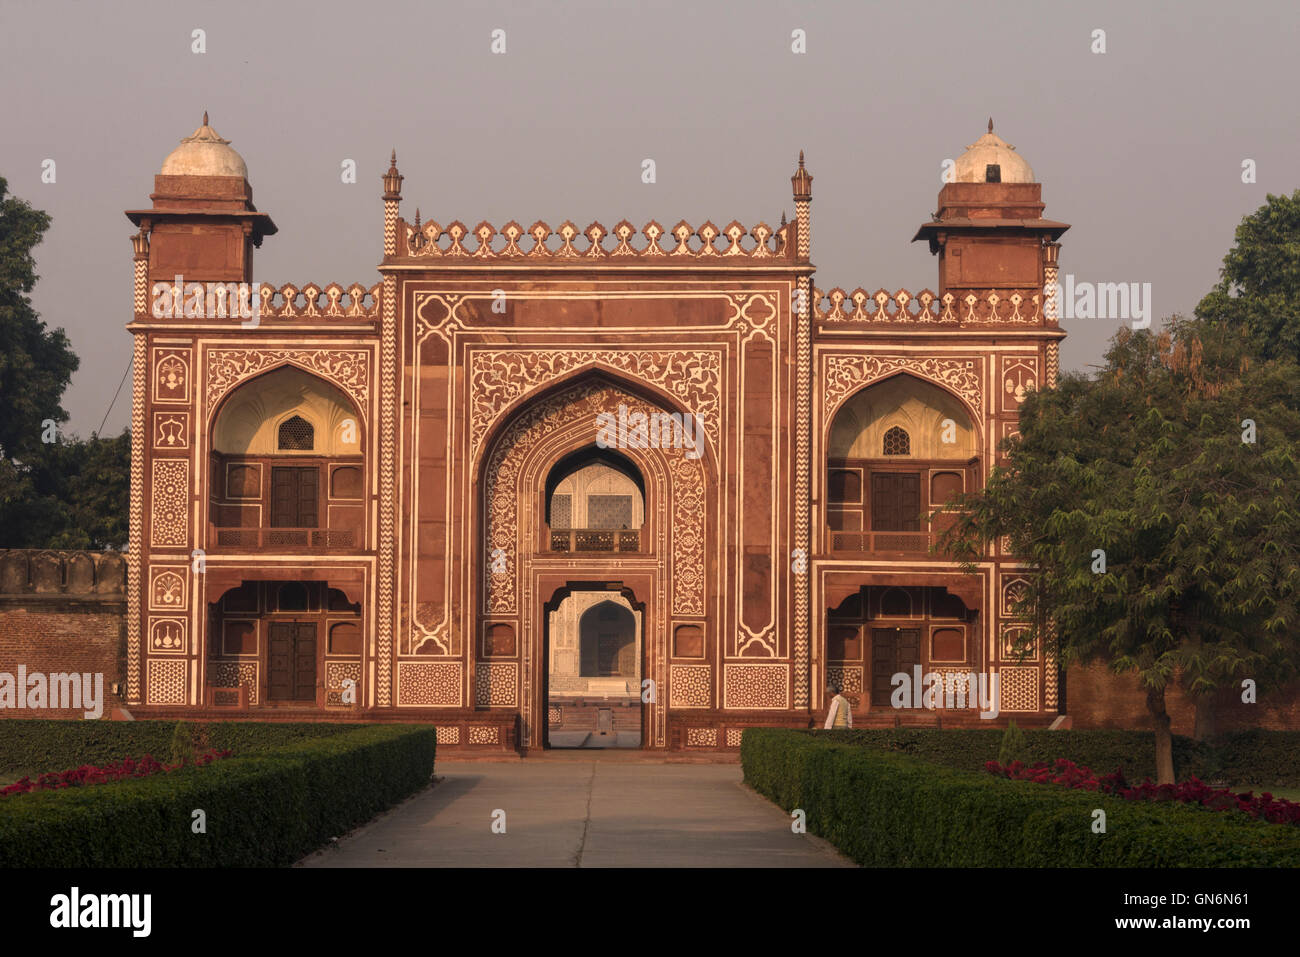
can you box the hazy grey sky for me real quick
[2,0,1297,436]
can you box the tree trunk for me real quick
[1193,693,1217,742]
[1145,686,1176,784]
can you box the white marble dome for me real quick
[160,113,248,178]
[952,121,1034,184]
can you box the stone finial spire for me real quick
[791,150,813,201]
[204,109,209,126]
[382,148,404,200]
[988,116,993,134]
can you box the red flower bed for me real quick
[1,750,231,797]
[985,758,1300,825]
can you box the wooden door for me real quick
[268,621,317,701]
[270,467,319,528]
[870,472,921,532]
[870,627,921,705]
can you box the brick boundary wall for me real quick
[1066,662,1300,734]
[0,550,127,720]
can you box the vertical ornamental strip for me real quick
[126,229,149,704]
[791,153,813,711]
[377,152,404,708]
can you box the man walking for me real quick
[824,682,853,729]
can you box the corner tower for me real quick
[913,119,1068,318]
[126,113,276,287]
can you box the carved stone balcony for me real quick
[548,528,640,553]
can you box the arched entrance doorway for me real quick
[477,373,712,750]
[545,588,643,748]
[543,447,646,748]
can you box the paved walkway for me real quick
[300,758,851,867]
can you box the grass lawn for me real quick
[1242,786,1300,802]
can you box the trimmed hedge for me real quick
[0,724,435,867]
[1210,731,1300,788]
[742,729,1300,867]
[0,719,356,775]
[813,728,1300,787]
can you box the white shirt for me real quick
[823,693,853,729]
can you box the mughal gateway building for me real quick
[121,116,1072,751]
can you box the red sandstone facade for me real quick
[114,119,1081,751]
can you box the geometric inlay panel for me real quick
[146,658,187,705]
[685,728,717,747]
[210,660,258,705]
[468,726,500,745]
[669,665,711,709]
[825,665,863,695]
[998,666,1040,713]
[396,661,462,707]
[474,662,518,707]
[325,661,362,707]
[436,726,460,745]
[150,459,189,547]
[722,663,789,710]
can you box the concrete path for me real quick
[299,758,851,868]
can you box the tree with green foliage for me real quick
[0,176,130,549]
[938,318,1300,784]
[0,176,77,461]
[1196,189,1300,364]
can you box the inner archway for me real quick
[546,589,642,748]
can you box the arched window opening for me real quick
[827,375,976,551]
[278,415,314,451]
[545,447,645,552]
[209,367,365,549]
[882,425,910,456]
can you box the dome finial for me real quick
[161,113,246,177]
[988,116,993,134]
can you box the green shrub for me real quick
[809,727,1299,788]
[741,729,1300,867]
[1210,731,1300,788]
[813,728,1212,781]
[0,724,435,867]
[169,720,197,767]
[997,720,1027,766]
[0,720,357,775]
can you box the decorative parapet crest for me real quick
[814,286,1046,325]
[395,217,794,263]
[252,283,382,320]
